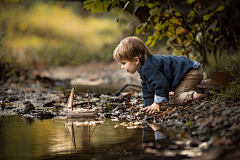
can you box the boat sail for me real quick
[64,86,102,148]
[65,117,104,148]
[64,86,99,117]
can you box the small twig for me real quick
[90,125,98,137]
[88,90,89,111]
[186,0,207,57]
[115,84,141,96]
[72,86,75,111]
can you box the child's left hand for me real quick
[142,102,161,114]
[148,123,160,131]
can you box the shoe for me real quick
[205,90,215,96]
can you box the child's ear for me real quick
[134,57,140,65]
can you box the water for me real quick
[0,116,203,160]
[0,116,142,160]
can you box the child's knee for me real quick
[173,91,194,105]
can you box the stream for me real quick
[1,82,222,160]
[0,115,202,160]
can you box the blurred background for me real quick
[2,0,238,95]
[0,0,169,69]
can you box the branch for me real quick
[186,0,207,60]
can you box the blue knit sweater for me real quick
[137,54,200,106]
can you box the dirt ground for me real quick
[1,62,240,159]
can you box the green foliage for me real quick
[220,82,240,101]
[104,104,113,112]
[84,0,112,13]
[203,5,224,21]
[137,0,226,72]
[83,0,139,14]
[186,0,195,5]
[122,0,139,14]
[83,0,239,77]
[183,118,193,129]
[0,2,126,67]
[5,69,17,77]
[217,50,240,100]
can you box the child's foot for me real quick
[193,90,215,100]
[193,91,208,100]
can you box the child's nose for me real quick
[121,65,124,69]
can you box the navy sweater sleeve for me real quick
[141,80,154,106]
[142,66,170,101]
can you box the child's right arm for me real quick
[141,80,154,106]
[142,66,169,105]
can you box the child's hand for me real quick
[142,102,161,114]
[148,123,160,131]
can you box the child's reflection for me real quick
[147,123,167,140]
[140,122,175,159]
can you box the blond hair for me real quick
[113,36,151,63]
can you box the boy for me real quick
[113,36,211,114]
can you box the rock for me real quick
[20,101,35,114]
[222,108,232,116]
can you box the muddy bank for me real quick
[1,62,240,159]
[1,80,240,159]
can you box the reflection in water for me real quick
[65,122,76,149]
[0,116,204,160]
[65,116,104,149]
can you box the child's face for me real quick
[118,57,141,74]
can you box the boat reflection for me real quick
[65,117,104,149]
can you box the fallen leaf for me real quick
[172,107,177,111]
[210,105,218,111]
[180,131,189,138]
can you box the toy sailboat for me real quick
[65,116,104,148]
[64,86,99,117]
[65,121,76,149]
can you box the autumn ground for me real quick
[1,63,240,159]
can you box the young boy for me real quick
[113,36,210,114]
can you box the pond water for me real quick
[0,115,202,160]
